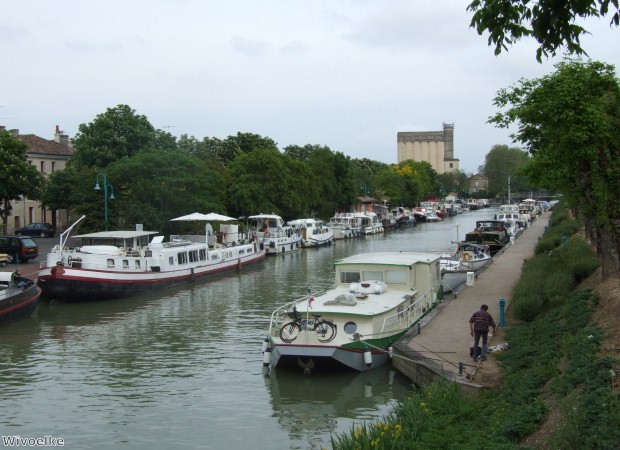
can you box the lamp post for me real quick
[94,173,115,231]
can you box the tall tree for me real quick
[227,148,314,219]
[71,104,157,168]
[490,59,620,279]
[0,130,44,233]
[480,144,531,196]
[468,0,619,62]
[225,132,279,155]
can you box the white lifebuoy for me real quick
[264,231,270,238]
[349,280,387,295]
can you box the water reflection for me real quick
[0,209,496,449]
[264,365,413,448]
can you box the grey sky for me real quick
[2,0,618,172]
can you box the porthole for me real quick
[344,321,358,334]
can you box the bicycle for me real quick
[279,306,337,343]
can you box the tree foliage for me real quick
[71,104,157,168]
[0,130,44,232]
[480,144,531,196]
[490,58,620,278]
[468,0,620,62]
[227,148,315,219]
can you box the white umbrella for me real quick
[170,212,237,222]
[170,212,210,221]
[202,212,237,222]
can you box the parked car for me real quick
[0,236,39,263]
[15,222,56,238]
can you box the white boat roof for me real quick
[335,252,440,266]
[0,271,16,283]
[73,231,160,239]
[247,214,282,219]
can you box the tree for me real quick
[438,170,471,198]
[0,131,44,233]
[227,149,314,219]
[480,144,531,196]
[490,58,620,279]
[468,0,619,62]
[225,132,279,155]
[71,104,157,168]
[284,144,357,216]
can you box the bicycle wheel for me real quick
[315,321,337,343]
[280,321,301,343]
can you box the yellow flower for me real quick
[425,408,430,414]
[420,402,426,408]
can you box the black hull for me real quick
[0,280,41,325]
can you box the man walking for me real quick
[469,304,496,361]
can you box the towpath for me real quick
[393,211,551,393]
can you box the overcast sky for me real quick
[2,1,618,173]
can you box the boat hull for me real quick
[0,279,41,325]
[38,251,265,301]
[270,343,395,372]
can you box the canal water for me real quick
[0,209,495,449]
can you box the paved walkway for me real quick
[395,211,550,388]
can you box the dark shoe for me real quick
[481,356,487,361]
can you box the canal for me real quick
[0,208,495,449]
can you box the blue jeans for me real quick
[473,331,489,359]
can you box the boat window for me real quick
[178,252,188,264]
[199,249,206,260]
[135,261,140,269]
[343,322,358,334]
[211,254,219,261]
[385,270,406,284]
[340,271,360,284]
[189,250,199,263]
[362,271,383,282]
[169,256,174,265]
[107,259,114,268]
[123,260,129,269]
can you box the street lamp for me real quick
[94,173,115,231]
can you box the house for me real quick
[468,174,489,193]
[2,125,75,234]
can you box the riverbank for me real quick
[392,212,550,394]
[333,204,620,449]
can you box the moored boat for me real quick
[354,212,384,235]
[463,220,511,255]
[247,213,302,254]
[38,215,266,301]
[440,243,492,293]
[263,252,442,372]
[287,218,334,247]
[0,270,41,325]
[328,212,362,239]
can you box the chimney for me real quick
[60,134,70,147]
[9,129,19,136]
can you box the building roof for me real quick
[17,134,74,157]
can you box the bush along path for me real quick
[332,203,619,450]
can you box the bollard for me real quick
[417,323,421,335]
[499,297,505,328]
[459,362,464,375]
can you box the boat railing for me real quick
[267,289,327,339]
[377,289,434,338]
